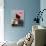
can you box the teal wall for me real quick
[4,0,40,42]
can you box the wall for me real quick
[4,0,40,42]
[40,0,46,27]
[0,0,4,42]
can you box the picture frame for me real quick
[11,9,24,27]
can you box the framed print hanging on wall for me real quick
[11,9,24,27]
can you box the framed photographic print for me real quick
[11,9,24,27]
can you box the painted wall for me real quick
[4,0,40,42]
[40,0,46,27]
[0,0,4,42]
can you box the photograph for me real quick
[11,10,24,26]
